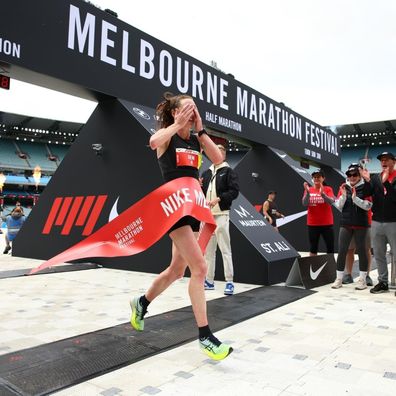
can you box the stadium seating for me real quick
[0,139,30,170]
[47,143,68,163]
[340,146,396,174]
[16,141,57,172]
[340,147,367,171]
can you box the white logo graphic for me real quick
[310,261,328,280]
[109,197,120,222]
[291,165,307,174]
[133,107,150,120]
[234,205,253,218]
[276,152,287,158]
[277,210,307,227]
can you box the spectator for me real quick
[302,169,335,255]
[332,164,372,289]
[3,206,25,254]
[363,152,396,294]
[343,163,373,286]
[201,144,239,295]
[262,191,284,231]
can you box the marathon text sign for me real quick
[0,0,340,167]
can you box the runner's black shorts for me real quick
[168,215,200,233]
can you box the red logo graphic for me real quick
[42,195,107,236]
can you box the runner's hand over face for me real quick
[174,104,194,129]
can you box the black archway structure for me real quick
[0,0,342,284]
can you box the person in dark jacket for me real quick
[3,206,25,254]
[331,164,372,290]
[201,144,239,295]
[363,152,396,294]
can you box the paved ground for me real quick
[0,232,395,396]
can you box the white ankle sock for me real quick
[336,270,344,280]
[360,271,367,280]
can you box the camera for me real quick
[92,143,103,156]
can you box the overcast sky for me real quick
[1,0,395,127]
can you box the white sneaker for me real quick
[355,277,367,290]
[331,278,343,289]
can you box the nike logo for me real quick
[109,197,120,222]
[276,152,287,158]
[310,261,328,280]
[277,210,307,227]
[292,165,307,174]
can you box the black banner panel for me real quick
[230,194,298,262]
[229,194,299,285]
[0,0,340,167]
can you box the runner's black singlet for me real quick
[158,133,200,182]
[158,133,201,232]
[265,200,278,227]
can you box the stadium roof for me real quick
[0,111,83,143]
[0,111,83,134]
[330,119,396,147]
[1,110,396,149]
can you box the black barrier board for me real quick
[0,0,340,167]
[230,194,298,262]
[285,253,336,289]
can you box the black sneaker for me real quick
[3,246,11,254]
[366,275,373,287]
[370,282,389,294]
[342,274,354,284]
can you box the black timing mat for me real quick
[0,263,100,280]
[0,286,314,396]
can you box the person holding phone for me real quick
[331,164,372,290]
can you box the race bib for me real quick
[176,148,201,168]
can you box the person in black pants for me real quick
[302,169,335,255]
[331,164,372,290]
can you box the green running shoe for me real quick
[199,337,233,361]
[130,296,146,331]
